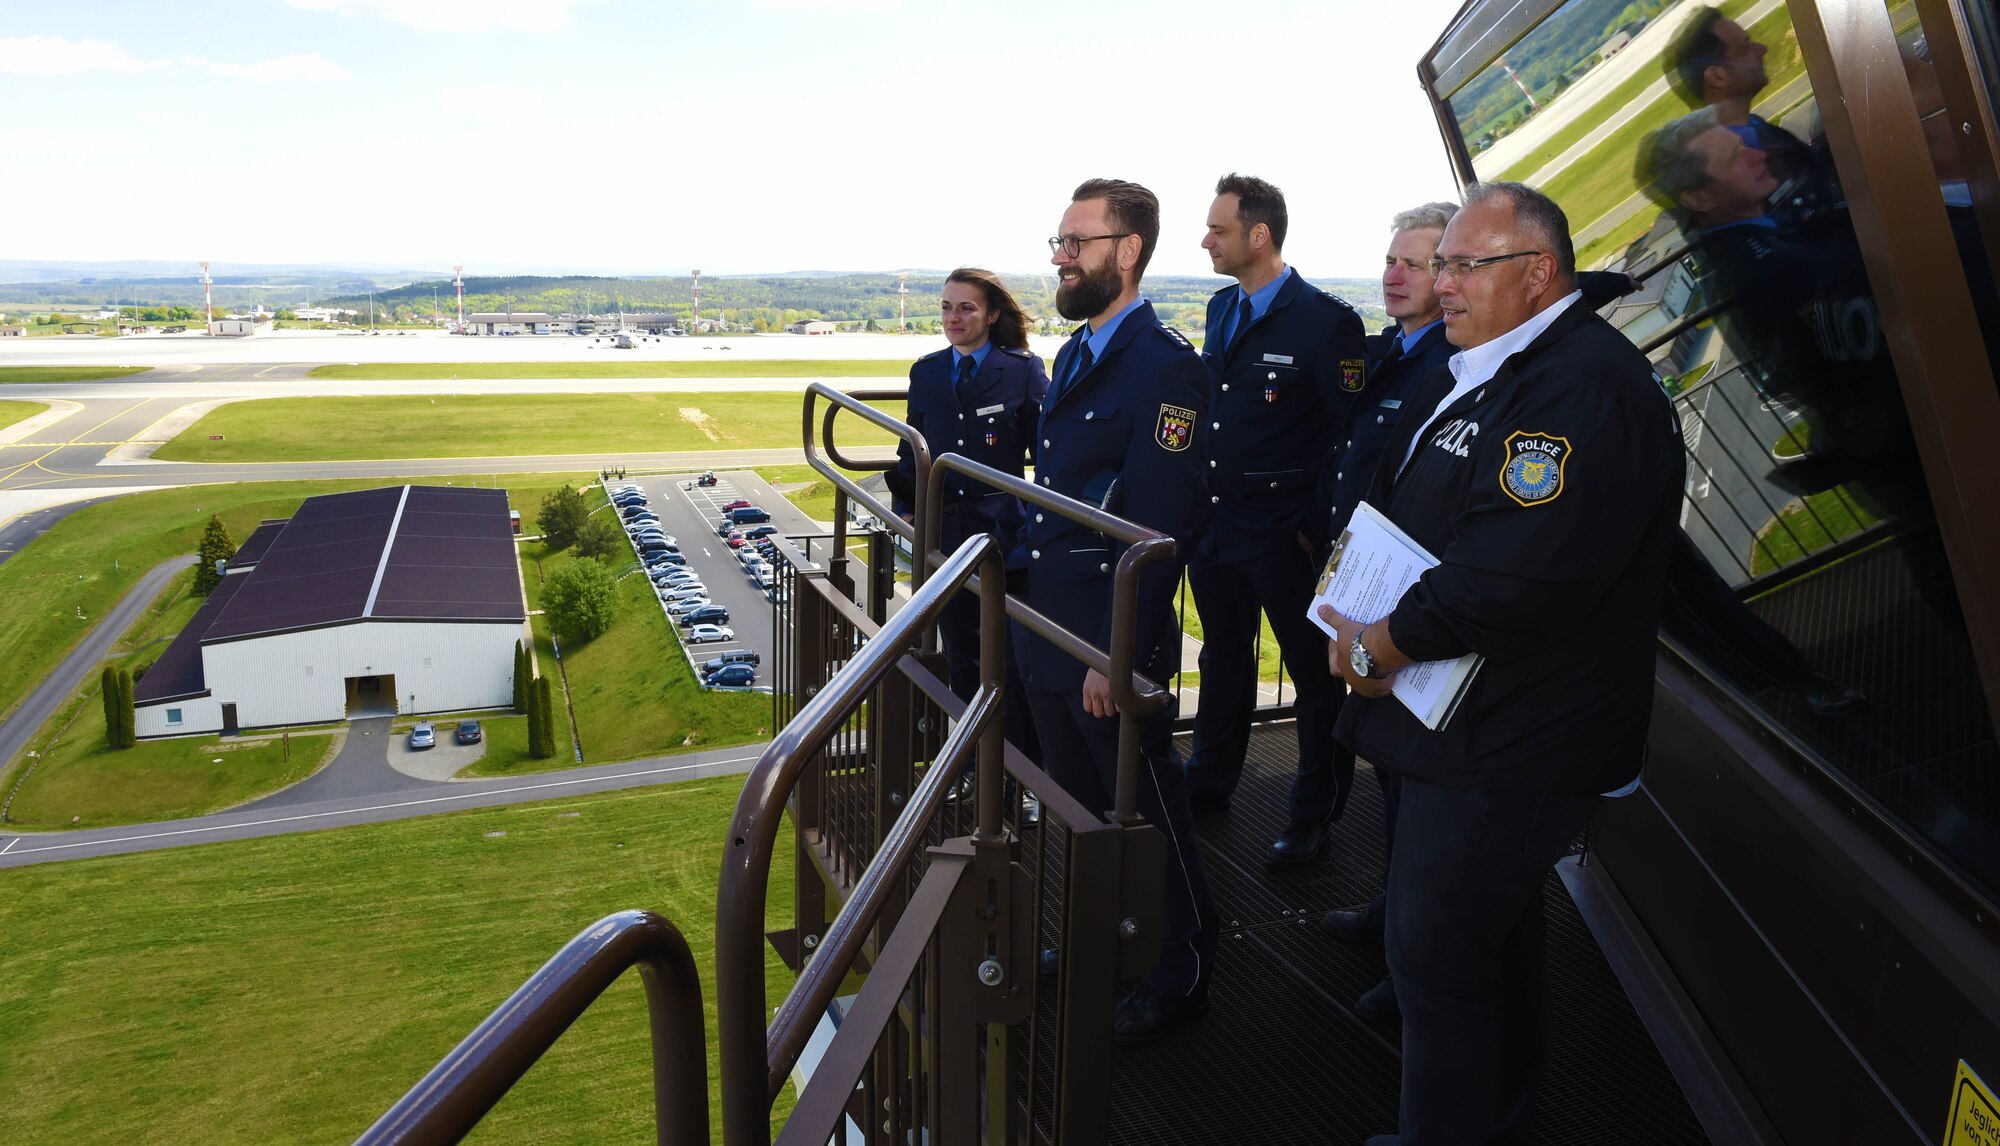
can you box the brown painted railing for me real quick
[354,910,708,1146]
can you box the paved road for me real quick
[0,739,770,868]
[0,555,194,753]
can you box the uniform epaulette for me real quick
[1316,287,1359,313]
[1210,283,1237,301]
[1001,346,1034,359]
[1155,323,1194,350]
[915,347,951,363]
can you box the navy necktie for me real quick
[954,354,975,398]
[1227,295,1252,355]
[1057,340,1094,402]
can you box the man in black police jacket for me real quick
[1014,177,1217,1041]
[890,267,1048,737]
[1318,182,1683,1145]
[1182,172,1371,866]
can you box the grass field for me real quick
[306,360,924,380]
[1750,487,1881,575]
[0,475,590,789]
[4,569,338,829]
[155,392,904,462]
[0,399,46,432]
[0,365,151,384]
[0,781,796,1143]
[465,524,769,775]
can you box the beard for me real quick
[1055,257,1122,321]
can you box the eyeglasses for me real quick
[1426,251,1543,277]
[1047,232,1132,258]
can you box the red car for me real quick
[727,536,747,548]
[720,498,752,512]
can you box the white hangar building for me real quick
[134,485,529,738]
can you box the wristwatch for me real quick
[1349,635,1388,680]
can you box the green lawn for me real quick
[154,392,903,462]
[0,782,796,1144]
[0,365,151,384]
[3,568,338,829]
[306,360,918,380]
[0,399,46,432]
[466,531,769,775]
[1750,488,1881,575]
[0,475,590,789]
[1175,572,1285,684]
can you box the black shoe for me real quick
[1112,982,1208,1043]
[1185,788,1232,816]
[1267,818,1328,866]
[1319,904,1384,945]
[1355,976,1398,1021]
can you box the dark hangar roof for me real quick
[202,485,524,642]
[133,570,245,704]
[229,521,287,569]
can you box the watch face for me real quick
[1349,639,1372,679]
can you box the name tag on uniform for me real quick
[1380,399,1402,409]
[975,403,1005,416]
[1262,353,1294,365]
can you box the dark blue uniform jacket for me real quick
[1327,321,1456,539]
[1011,300,1210,693]
[891,344,1050,555]
[1199,273,1369,559]
[1336,303,1684,794]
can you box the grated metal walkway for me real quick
[1091,725,1710,1145]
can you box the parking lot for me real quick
[605,469,828,690]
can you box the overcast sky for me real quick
[1,0,1467,280]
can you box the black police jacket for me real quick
[1327,321,1455,540]
[1335,300,1684,794]
[890,344,1050,554]
[1010,300,1209,693]
[1199,271,1369,559]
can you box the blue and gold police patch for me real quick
[1499,430,1570,506]
[1157,404,1196,452]
[1340,358,1366,392]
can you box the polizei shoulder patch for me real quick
[1157,403,1196,452]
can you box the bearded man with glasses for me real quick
[1014,177,1217,1042]
[1314,182,1683,1146]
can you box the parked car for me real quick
[455,720,483,745]
[728,507,772,525]
[696,471,719,487]
[737,547,763,565]
[705,664,758,688]
[661,585,709,603]
[726,536,747,549]
[680,604,731,628]
[720,498,752,512]
[667,597,714,616]
[648,551,688,567]
[701,650,762,671]
[408,722,436,750]
[743,524,779,539]
[685,623,735,644]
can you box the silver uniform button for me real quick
[1269,482,1278,489]
[958,413,965,420]
[1376,414,1385,424]
[1043,439,1050,448]
[1209,460,1217,468]
[1042,476,1051,485]
[1211,421,1220,430]
[957,439,964,446]
[1099,563,1110,573]
[1221,383,1230,391]
[1035,513,1044,522]
[1031,549,1041,559]
[1336,472,1343,480]
[1084,411,1094,420]
[1268,371,1278,380]
[1210,495,1220,504]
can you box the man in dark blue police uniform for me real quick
[1014,177,1217,1042]
[1181,172,1370,867]
[890,268,1049,739]
[1317,183,1683,1145]
[1316,201,1460,1021]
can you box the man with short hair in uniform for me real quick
[890,268,1049,754]
[1016,177,1217,1041]
[1318,182,1683,1145]
[1181,172,1370,867]
[1316,200,1460,1021]
[1668,5,1817,190]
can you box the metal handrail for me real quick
[716,533,1002,1146]
[801,383,930,590]
[763,684,1001,1099]
[355,910,708,1146]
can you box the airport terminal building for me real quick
[133,485,529,738]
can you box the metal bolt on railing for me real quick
[889,790,903,807]
[977,959,1005,987]
[801,933,818,950]
[1119,918,1140,940]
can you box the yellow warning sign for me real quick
[1946,1060,2000,1146]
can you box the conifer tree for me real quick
[534,676,557,758]
[194,514,236,595]
[512,641,529,713]
[117,669,136,748]
[101,666,123,748]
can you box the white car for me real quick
[685,624,735,644]
[660,584,708,602]
[666,597,713,616]
[654,571,702,588]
